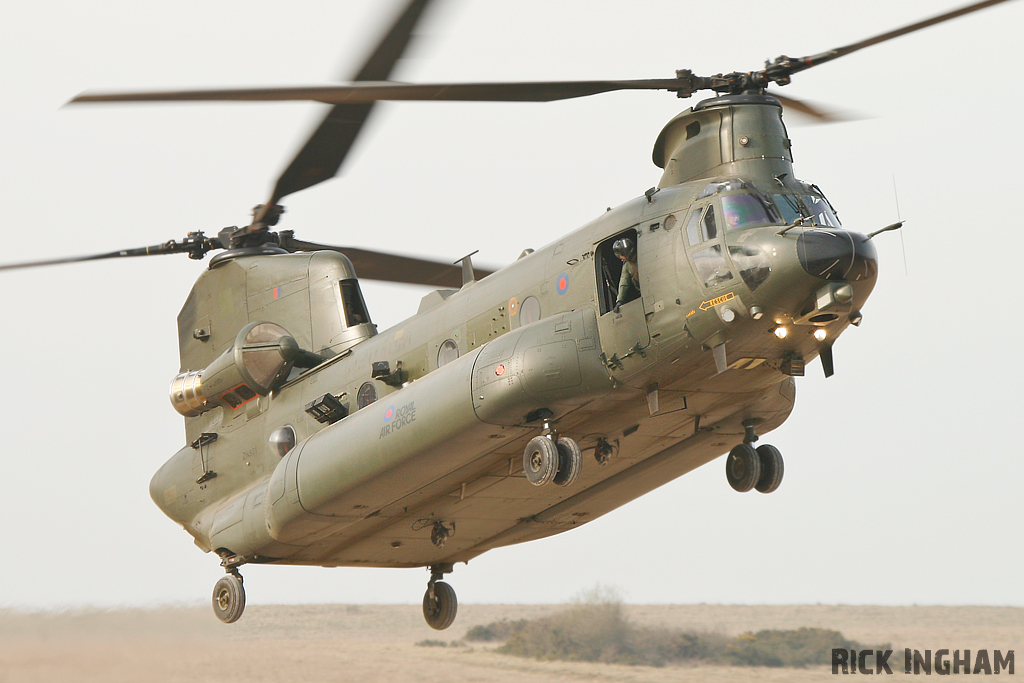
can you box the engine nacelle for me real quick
[169,321,306,416]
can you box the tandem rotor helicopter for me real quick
[3,0,1021,625]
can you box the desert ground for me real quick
[1,604,1020,683]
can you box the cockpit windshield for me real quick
[721,193,780,231]
[697,178,783,231]
[772,180,842,228]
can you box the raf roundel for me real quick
[383,406,394,422]
[556,273,569,295]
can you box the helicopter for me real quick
[2,0,1024,626]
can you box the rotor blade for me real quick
[70,78,692,106]
[257,0,435,222]
[770,92,857,124]
[787,0,1017,74]
[285,237,495,288]
[0,242,207,272]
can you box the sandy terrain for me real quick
[0,604,1020,682]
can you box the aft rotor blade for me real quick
[259,0,436,220]
[0,241,210,272]
[71,78,693,106]
[770,92,855,124]
[780,0,1017,75]
[286,237,495,288]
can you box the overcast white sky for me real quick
[2,0,1023,612]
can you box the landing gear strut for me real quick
[422,564,457,630]
[212,569,246,623]
[523,420,582,487]
[726,419,784,494]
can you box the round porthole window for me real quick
[356,381,377,409]
[268,425,297,457]
[519,296,541,326]
[437,339,459,367]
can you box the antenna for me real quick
[892,175,909,276]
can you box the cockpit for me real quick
[695,177,842,231]
[682,177,847,293]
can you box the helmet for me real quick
[612,237,635,259]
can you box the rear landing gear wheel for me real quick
[553,437,582,487]
[523,436,559,486]
[212,573,245,624]
[726,443,761,493]
[422,581,458,630]
[754,444,784,494]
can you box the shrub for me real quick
[467,587,887,668]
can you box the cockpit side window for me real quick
[701,206,718,241]
[693,245,734,289]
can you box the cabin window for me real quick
[339,279,371,327]
[596,229,641,315]
[437,339,459,367]
[356,381,377,409]
[519,296,541,326]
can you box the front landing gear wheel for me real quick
[553,437,582,487]
[524,436,559,486]
[212,573,245,624]
[422,581,458,630]
[755,444,784,493]
[726,443,761,492]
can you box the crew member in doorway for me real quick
[613,237,640,311]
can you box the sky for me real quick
[2,0,1023,612]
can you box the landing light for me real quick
[773,326,788,339]
[813,328,828,342]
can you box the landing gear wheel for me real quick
[553,437,582,487]
[523,436,559,486]
[212,573,246,624]
[754,444,784,494]
[422,581,458,630]
[726,443,761,493]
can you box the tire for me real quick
[755,444,784,494]
[726,443,761,492]
[523,436,558,486]
[422,581,458,630]
[212,574,246,624]
[553,437,582,487]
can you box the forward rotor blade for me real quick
[260,0,436,219]
[285,237,495,288]
[70,78,691,106]
[783,0,1017,75]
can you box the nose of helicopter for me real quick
[796,228,878,282]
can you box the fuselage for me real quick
[150,94,878,570]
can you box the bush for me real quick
[464,619,530,642]
[466,587,887,668]
[725,628,889,668]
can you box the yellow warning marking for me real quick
[686,309,696,317]
[699,291,736,311]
